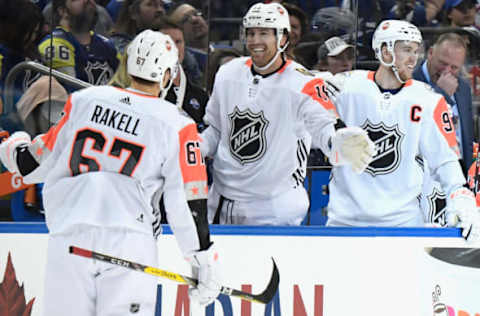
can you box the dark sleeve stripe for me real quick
[16,147,39,176]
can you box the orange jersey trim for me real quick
[244,58,292,74]
[114,87,159,98]
[367,71,375,81]
[277,59,292,74]
[40,96,73,151]
[367,71,413,87]
[178,123,208,184]
[301,78,338,115]
[433,97,458,152]
[114,87,158,98]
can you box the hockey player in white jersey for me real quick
[0,30,220,315]
[326,19,480,242]
[200,2,374,225]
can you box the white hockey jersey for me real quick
[328,70,465,226]
[202,57,337,201]
[24,86,207,256]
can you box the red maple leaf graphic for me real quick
[0,252,35,316]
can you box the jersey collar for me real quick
[246,58,291,78]
[368,71,413,95]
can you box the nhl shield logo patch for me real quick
[228,107,269,164]
[361,120,404,176]
[426,187,447,226]
[85,61,114,85]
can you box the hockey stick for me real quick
[69,246,279,304]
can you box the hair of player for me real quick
[129,75,161,87]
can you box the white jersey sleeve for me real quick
[161,125,201,256]
[298,76,338,156]
[327,70,465,226]
[418,96,465,195]
[200,125,220,159]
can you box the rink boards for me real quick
[1,223,479,316]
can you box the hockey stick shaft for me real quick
[474,143,479,196]
[69,246,278,304]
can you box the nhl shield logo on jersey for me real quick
[228,107,269,164]
[426,188,447,226]
[85,61,114,85]
[361,120,404,176]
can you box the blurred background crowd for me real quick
[2,0,480,222]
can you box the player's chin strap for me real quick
[159,64,179,99]
[252,40,289,72]
[378,49,405,84]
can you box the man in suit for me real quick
[414,32,475,226]
[413,32,474,174]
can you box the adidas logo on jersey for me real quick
[119,96,131,105]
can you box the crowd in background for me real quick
[1,0,480,222]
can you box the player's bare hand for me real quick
[436,72,458,97]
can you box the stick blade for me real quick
[252,257,280,304]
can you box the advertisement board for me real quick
[1,224,479,316]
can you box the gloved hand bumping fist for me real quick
[186,243,221,306]
[330,126,375,174]
[447,187,480,242]
[0,131,31,174]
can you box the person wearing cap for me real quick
[315,36,355,75]
[443,0,477,27]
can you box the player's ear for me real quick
[280,33,288,47]
[427,46,434,59]
[381,45,393,63]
